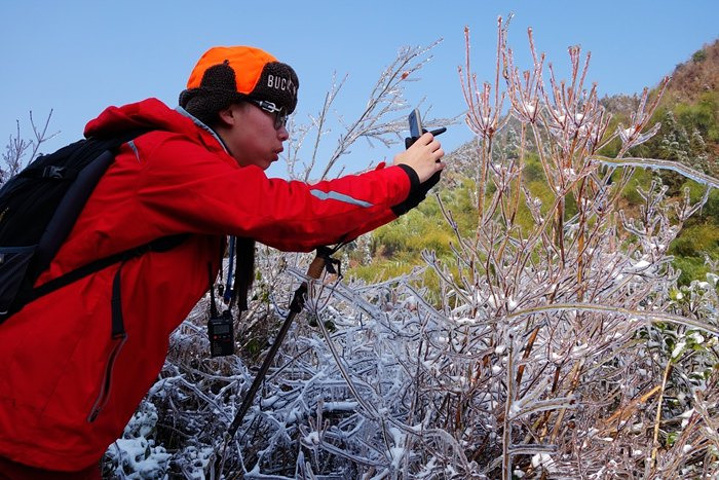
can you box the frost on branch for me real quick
[1,110,57,185]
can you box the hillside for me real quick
[117,33,719,479]
[601,38,718,164]
[666,38,719,105]
[653,38,719,163]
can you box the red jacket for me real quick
[0,98,416,471]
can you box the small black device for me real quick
[406,109,447,149]
[208,310,234,357]
[408,108,423,140]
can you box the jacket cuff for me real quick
[391,164,423,217]
[396,164,420,193]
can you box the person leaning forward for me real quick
[0,45,445,479]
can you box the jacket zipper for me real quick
[87,263,128,422]
[87,334,127,422]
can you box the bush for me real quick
[692,49,708,63]
[676,91,719,142]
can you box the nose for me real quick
[277,125,290,141]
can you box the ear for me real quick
[217,105,237,128]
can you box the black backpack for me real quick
[0,130,183,322]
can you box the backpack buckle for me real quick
[42,166,66,179]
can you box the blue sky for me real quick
[3,1,718,177]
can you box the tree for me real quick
[1,111,56,184]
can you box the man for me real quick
[0,46,444,479]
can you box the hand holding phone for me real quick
[391,110,447,216]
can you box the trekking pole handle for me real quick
[307,253,326,280]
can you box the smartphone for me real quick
[408,109,423,139]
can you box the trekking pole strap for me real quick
[223,236,236,304]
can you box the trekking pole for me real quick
[224,246,337,442]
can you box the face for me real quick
[215,102,290,170]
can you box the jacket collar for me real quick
[175,106,229,154]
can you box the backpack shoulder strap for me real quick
[18,234,188,311]
[33,128,153,277]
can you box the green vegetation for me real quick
[692,49,708,64]
[348,176,477,285]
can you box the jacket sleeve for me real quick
[136,135,417,252]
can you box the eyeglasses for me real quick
[246,99,289,130]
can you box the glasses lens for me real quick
[250,100,287,130]
[274,112,288,130]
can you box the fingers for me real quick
[425,135,445,164]
[394,132,446,183]
[418,134,445,180]
[416,132,444,156]
[415,131,436,146]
